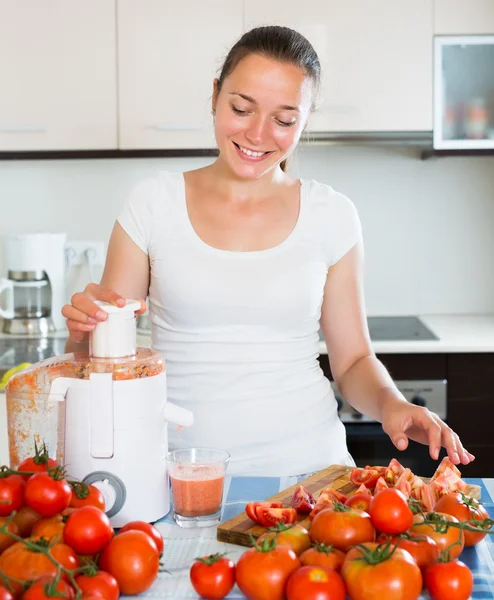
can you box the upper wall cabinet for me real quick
[246,0,433,132]
[117,0,243,149]
[0,1,117,151]
[434,0,494,34]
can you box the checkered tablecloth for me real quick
[129,476,494,599]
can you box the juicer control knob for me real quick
[83,471,126,518]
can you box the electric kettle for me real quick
[5,300,193,526]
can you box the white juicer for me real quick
[6,300,193,526]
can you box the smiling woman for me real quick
[63,26,475,477]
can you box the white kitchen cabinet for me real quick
[0,1,117,151]
[245,0,433,132]
[434,0,494,34]
[117,0,243,149]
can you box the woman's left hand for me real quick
[380,399,475,466]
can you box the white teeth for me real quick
[237,144,267,157]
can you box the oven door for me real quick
[345,423,447,478]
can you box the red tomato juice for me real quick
[170,464,225,517]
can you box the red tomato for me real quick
[99,530,160,595]
[235,540,301,600]
[286,565,346,600]
[70,484,105,512]
[434,492,490,546]
[369,488,414,535]
[0,517,20,553]
[75,571,120,600]
[299,543,346,572]
[291,486,316,513]
[22,577,75,600]
[190,554,236,600]
[255,507,297,528]
[24,472,71,518]
[342,542,423,600]
[345,492,371,512]
[0,475,24,517]
[0,587,13,600]
[411,512,464,560]
[118,520,164,555]
[424,559,473,600]
[377,532,439,570]
[63,506,114,555]
[245,501,282,523]
[0,540,78,596]
[350,468,380,489]
[12,506,41,537]
[257,523,311,556]
[18,443,58,481]
[310,507,375,552]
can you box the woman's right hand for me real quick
[62,283,147,342]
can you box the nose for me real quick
[244,115,267,146]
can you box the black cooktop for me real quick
[367,316,438,341]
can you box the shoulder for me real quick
[302,179,359,221]
[126,171,183,206]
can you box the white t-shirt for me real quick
[117,171,362,476]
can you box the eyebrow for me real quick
[229,92,299,112]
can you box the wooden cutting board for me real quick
[217,464,481,547]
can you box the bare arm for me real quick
[320,241,406,422]
[64,222,149,353]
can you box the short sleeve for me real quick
[306,180,363,268]
[117,178,162,255]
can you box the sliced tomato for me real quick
[255,507,297,528]
[291,486,316,513]
[318,489,348,504]
[353,484,372,497]
[350,468,380,489]
[374,477,388,494]
[245,502,282,524]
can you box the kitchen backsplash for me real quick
[0,145,493,316]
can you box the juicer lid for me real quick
[95,300,141,314]
[91,299,141,358]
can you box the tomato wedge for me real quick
[255,507,297,528]
[350,468,380,489]
[245,502,283,524]
[291,486,316,513]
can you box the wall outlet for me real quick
[66,241,106,267]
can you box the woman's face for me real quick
[212,54,313,180]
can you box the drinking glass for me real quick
[166,447,230,528]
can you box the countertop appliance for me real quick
[5,300,193,526]
[0,233,67,336]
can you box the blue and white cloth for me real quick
[130,476,494,599]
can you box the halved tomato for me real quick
[245,502,282,524]
[350,468,380,490]
[256,507,297,528]
[291,486,316,513]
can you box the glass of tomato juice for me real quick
[165,447,230,528]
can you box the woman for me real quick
[63,26,474,476]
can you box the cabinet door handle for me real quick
[150,124,205,132]
[0,126,47,133]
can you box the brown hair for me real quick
[216,26,321,172]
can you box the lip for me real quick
[232,141,273,162]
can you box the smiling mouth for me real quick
[233,141,273,158]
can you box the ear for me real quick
[212,78,220,112]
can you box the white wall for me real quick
[0,144,493,316]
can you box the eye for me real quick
[232,106,248,116]
[276,118,296,127]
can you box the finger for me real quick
[385,415,412,452]
[442,425,462,465]
[66,318,96,333]
[450,431,473,465]
[418,411,442,460]
[85,283,126,307]
[62,304,98,325]
[68,330,86,343]
[135,299,147,315]
[71,293,109,322]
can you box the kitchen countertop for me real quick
[319,314,494,354]
[143,474,494,599]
